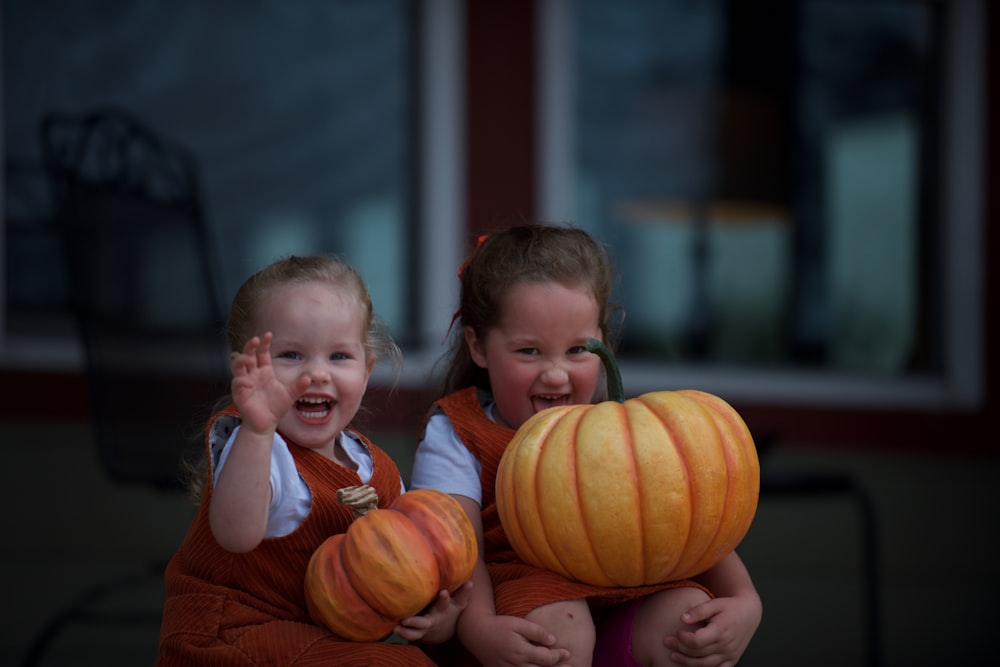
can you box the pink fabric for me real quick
[592,598,643,667]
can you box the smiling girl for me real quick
[158,255,465,666]
[412,225,761,667]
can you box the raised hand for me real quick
[229,332,309,435]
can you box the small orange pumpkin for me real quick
[305,486,477,641]
[495,339,759,587]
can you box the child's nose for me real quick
[541,363,569,385]
[305,360,331,383]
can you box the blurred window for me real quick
[539,0,984,407]
[2,0,430,361]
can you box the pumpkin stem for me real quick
[586,338,624,404]
[337,485,379,518]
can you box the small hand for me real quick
[229,333,309,433]
[394,582,473,644]
[663,595,761,667]
[463,612,572,667]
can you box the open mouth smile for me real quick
[296,396,332,420]
[531,394,570,413]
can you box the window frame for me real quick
[536,0,986,411]
[0,0,467,387]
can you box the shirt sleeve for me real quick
[214,425,311,538]
[410,410,483,504]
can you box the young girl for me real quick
[411,225,762,667]
[157,255,467,666]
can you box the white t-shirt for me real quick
[211,418,383,538]
[409,404,490,504]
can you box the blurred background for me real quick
[1,0,996,665]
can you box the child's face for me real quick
[465,281,602,430]
[257,281,372,450]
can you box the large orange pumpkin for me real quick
[495,339,759,587]
[305,486,477,641]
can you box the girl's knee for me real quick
[631,587,710,666]
[645,586,711,622]
[526,599,595,666]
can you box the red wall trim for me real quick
[455,0,998,453]
[0,370,90,421]
[0,369,433,437]
[2,3,994,455]
[464,0,536,237]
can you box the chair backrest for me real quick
[42,108,230,491]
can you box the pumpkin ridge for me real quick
[513,410,568,572]
[679,391,759,564]
[617,403,649,586]
[635,395,694,581]
[680,399,728,574]
[342,510,439,618]
[570,404,620,586]
[622,409,645,584]
[495,353,759,588]
[680,395,736,576]
[536,406,610,583]
[306,489,477,640]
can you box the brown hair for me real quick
[436,223,619,397]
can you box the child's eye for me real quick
[568,345,588,355]
[517,347,540,356]
[330,351,350,361]
[277,350,302,361]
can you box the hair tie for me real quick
[457,234,489,281]
[447,234,489,336]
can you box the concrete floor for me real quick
[2,418,998,666]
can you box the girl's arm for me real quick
[208,333,307,553]
[665,551,762,665]
[693,551,759,601]
[209,423,275,553]
[452,495,571,667]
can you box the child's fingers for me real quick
[680,597,721,626]
[672,625,719,651]
[392,616,430,642]
[255,332,273,366]
[451,581,473,609]
[239,335,261,355]
[230,348,254,376]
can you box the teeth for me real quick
[297,396,331,418]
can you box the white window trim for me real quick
[0,0,467,385]
[375,0,466,387]
[536,0,985,410]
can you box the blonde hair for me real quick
[185,254,400,502]
[226,254,399,367]
[437,223,619,397]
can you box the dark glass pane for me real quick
[3,0,416,341]
[574,0,937,375]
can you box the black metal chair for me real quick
[42,107,229,490]
[758,470,881,667]
[753,431,882,667]
[22,108,229,665]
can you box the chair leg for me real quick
[21,560,166,667]
[760,473,882,667]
